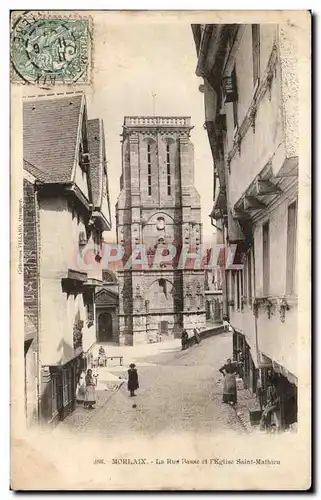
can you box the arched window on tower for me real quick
[166,144,171,195]
[156,217,165,231]
[147,144,152,196]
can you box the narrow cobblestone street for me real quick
[55,332,249,438]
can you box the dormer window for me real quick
[102,172,108,200]
[79,143,90,172]
[80,152,90,171]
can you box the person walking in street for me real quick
[193,327,201,344]
[181,329,189,350]
[98,345,107,367]
[84,369,96,409]
[222,315,230,332]
[128,363,139,397]
[259,384,280,432]
[219,358,239,405]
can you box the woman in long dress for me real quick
[219,358,238,405]
[128,363,139,397]
[84,369,96,409]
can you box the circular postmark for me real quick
[11,14,90,86]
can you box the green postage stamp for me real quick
[11,13,91,86]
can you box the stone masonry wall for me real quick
[23,178,38,332]
[23,178,39,426]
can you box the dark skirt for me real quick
[128,370,139,391]
[128,380,139,391]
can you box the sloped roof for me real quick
[87,118,102,207]
[23,94,84,183]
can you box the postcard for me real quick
[10,10,311,490]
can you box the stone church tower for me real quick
[116,116,206,345]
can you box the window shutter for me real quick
[222,68,238,103]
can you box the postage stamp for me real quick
[11,13,91,86]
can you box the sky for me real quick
[86,16,215,243]
[21,14,215,243]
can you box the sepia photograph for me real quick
[10,10,311,491]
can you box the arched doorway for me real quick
[98,312,113,342]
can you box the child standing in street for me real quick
[128,363,139,397]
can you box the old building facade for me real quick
[204,268,223,324]
[116,116,206,345]
[23,93,111,425]
[192,23,298,428]
[95,270,119,344]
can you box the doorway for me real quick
[98,312,113,342]
[159,320,169,336]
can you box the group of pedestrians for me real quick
[76,368,97,409]
[218,355,281,432]
[181,327,201,350]
[75,347,140,410]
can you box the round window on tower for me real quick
[156,217,165,231]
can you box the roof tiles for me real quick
[23,94,83,184]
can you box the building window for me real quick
[286,201,298,295]
[262,222,270,296]
[156,217,165,231]
[147,144,152,196]
[86,295,94,324]
[166,144,171,195]
[232,67,238,129]
[252,24,260,87]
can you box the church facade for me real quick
[116,116,206,345]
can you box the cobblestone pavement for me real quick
[56,332,249,437]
